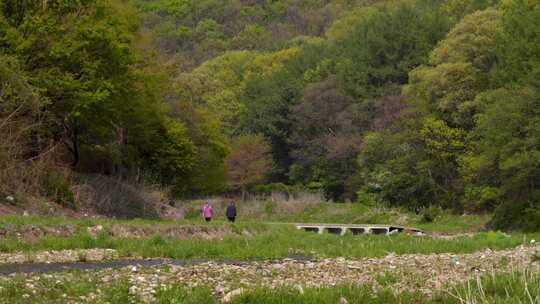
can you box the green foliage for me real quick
[355,1,540,231]
[155,284,216,304]
[0,220,533,259]
[2,269,540,304]
[43,172,77,210]
[230,271,540,304]
[334,0,451,99]
[226,134,273,195]
[0,0,220,199]
[263,201,277,215]
[420,206,443,223]
[132,0,356,67]
[374,272,401,286]
[150,119,196,187]
[2,0,538,232]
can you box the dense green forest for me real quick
[0,0,539,230]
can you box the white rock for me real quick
[222,288,244,303]
[340,297,349,304]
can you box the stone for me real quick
[222,288,245,303]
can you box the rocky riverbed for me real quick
[0,244,538,303]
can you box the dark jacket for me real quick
[226,205,237,218]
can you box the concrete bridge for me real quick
[296,224,425,236]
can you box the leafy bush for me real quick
[263,201,277,215]
[76,175,160,219]
[356,190,378,206]
[254,183,314,198]
[490,193,540,232]
[255,183,291,194]
[43,172,77,210]
[420,206,443,223]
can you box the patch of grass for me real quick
[101,278,134,303]
[420,206,443,223]
[416,213,490,233]
[264,201,277,215]
[1,226,537,260]
[231,284,424,304]
[1,270,539,303]
[374,271,400,286]
[0,271,98,304]
[0,203,491,234]
[226,271,540,303]
[440,269,540,304]
[155,285,215,304]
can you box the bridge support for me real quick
[296,224,424,236]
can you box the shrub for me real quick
[43,172,77,210]
[356,189,378,206]
[490,193,540,232]
[420,206,443,223]
[75,175,160,219]
[263,200,277,215]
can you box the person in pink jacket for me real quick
[202,202,213,222]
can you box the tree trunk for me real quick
[71,126,79,167]
[63,120,80,168]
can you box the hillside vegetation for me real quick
[0,0,539,230]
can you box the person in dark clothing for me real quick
[226,201,237,223]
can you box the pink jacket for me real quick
[202,204,213,218]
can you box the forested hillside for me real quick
[1,0,539,230]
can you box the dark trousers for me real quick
[205,217,211,222]
[227,216,236,223]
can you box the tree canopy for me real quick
[2,0,540,229]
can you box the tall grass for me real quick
[0,201,490,234]
[2,270,538,303]
[445,269,540,304]
[229,270,540,303]
[0,228,536,260]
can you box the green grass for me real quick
[154,285,216,304]
[0,225,536,260]
[0,214,193,227]
[0,271,135,304]
[1,270,539,303]
[0,203,490,234]
[230,270,540,303]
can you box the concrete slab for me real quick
[296,224,424,236]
